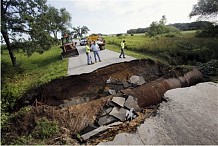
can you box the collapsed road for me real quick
[3,59,207,145]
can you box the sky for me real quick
[47,0,199,35]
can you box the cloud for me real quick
[72,0,159,15]
[73,0,108,12]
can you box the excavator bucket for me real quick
[60,33,79,59]
[60,43,79,59]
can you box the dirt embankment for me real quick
[2,59,203,145]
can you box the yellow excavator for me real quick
[60,33,79,59]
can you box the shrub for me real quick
[116,33,122,37]
[196,25,218,37]
[32,117,59,140]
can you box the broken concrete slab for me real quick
[80,124,98,135]
[124,95,141,112]
[109,107,127,121]
[108,89,116,95]
[107,121,123,127]
[122,81,131,88]
[129,75,145,86]
[81,126,112,140]
[111,97,126,107]
[107,101,117,107]
[106,77,118,84]
[98,115,118,126]
[99,107,113,117]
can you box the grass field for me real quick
[1,46,68,113]
[104,33,218,65]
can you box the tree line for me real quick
[127,21,214,34]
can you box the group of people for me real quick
[85,40,126,65]
[85,41,102,65]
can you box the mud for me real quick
[2,59,203,145]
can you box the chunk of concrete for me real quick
[122,81,131,88]
[98,115,118,126]
[107,121,123,127]
[111,97,126,107]
[129,75,145,85]
[124,95,141,112]
[99,107,113,117]
[108,89,116,95]
[109,107,127,121]
[81,126,112,140]
[80,124,98,135]
[107,101,117,107]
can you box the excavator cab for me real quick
[60,33,79,59]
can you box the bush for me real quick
[32,117,59,140]
[196,25,218,37]
[116,33,122,37]
[164,32,179,37]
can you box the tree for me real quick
[43,7,72,39]
[148,15,180,37]
[190,0,218,19]
[1,0,55,66]
[72,26,90,38]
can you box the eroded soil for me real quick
[2,59,201,145]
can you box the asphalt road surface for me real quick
[67,41,135,76]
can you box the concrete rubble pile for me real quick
[80,75,144,140]
[80,69,203,141]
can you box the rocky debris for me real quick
[81,126,112,140]
[107,101,117,107]
[81,122,124,141]
[109,107,127,121]
[122,81,131,88]
[98,115,118,126]
[106,77,119,84]
[99,107,113,117]
[129,75,146,86]
[124,95,141,112]
[111,97,126,107]
[80,124,98,135]
[108,89,116,95]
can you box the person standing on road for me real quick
[119,40,126,58]
[91,41,102,62]
[85,42,93,65]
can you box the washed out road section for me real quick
[67,43,135,75]
[99,82,218,145]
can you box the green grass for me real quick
[106,44,168,64]
[104,32,218,65]
[1,46,68,112]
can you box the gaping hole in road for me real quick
[8,59,203,144]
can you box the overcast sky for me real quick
[47,0,198,35]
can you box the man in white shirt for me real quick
[91,41,102,62]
